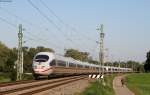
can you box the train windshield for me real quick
[35,55,49,62]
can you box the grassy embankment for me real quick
[0,72,33,83]
[80,75,115,95]
[126,73,150,95]
[0,73,11,82]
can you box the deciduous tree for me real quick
[144,51,150,72]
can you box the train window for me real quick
[35,55,49,62]
[50,60,56,66]
[57,60,66,67]
[77,64,83,68]
[93,67,96,69]
[85,66,89,68]
[69,63,76,67]
[96,67,99,70]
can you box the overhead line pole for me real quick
[17,24,23,81]
[97,24,105,85]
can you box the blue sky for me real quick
[0,0,150,62]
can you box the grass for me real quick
[80,75,115,95]
[126,73,150,95]
[0,73,11,83]
[0,72,33,83]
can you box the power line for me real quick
[24,35,57,48]
[27,0,63,35]
[0,16,16,28]
[0,16,52,47]
[0,7,62,45]
[0,1,98,55]
[0,16,62,50]
[39,0,82,46]
[2,8,76,51]
[39,0,66,26]
[39,0,97,43]
[0,9,76,53]
[0,8,61,47]
[24,31,62,49]
[27,0,82,49]
[39,0,98,52]
[39,0,98,51]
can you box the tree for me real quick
[64,49,89,61]
[126,61,142,71]
[6,49,17,81]
[4,49,17,72]
[144,51,150,72]
[88,56,99,64]
[36,46,54,52]
[0,41,11,72]
[0,42,17,80]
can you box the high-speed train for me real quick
[32,52,132,79]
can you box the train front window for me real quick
[35,55,49,62]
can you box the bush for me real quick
[22,73,34,80]
[9,69,17,81]
[0,72,11,82]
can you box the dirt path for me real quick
[113,75,135,95]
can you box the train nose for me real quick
[41,66,45,69]
[33,65,50,72]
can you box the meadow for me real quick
[126,73,150,95]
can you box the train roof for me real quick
[35,52,132,70]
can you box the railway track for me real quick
[0,75,87,95]
[0,80,37,87]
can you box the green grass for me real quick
[126,73,150,95]
[0,73,33,83]
[80,75,115,95]
[0,73,11,83]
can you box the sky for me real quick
[0,0,150,62]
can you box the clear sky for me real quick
[0,0,150,62]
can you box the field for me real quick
[126,73,150,95]
[80,75,115,95]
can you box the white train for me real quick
[32,52,132,79]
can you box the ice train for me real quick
[32,52,132,79]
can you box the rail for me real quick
[0,75,86,95]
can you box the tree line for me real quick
[0,41,149,80]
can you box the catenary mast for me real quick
[97,24,105,80]
[17,24,23,80]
